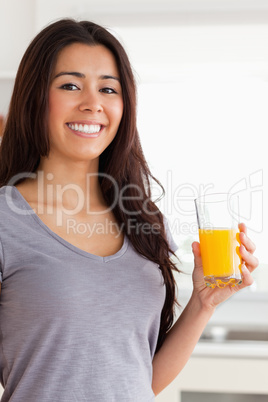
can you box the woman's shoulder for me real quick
[0,184,17,200]
[0,185,25,218]
[0,185,14,206]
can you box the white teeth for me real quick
[68,123,101,134]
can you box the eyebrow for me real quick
[53,71,120,82]
[100,74,120,82]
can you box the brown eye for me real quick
[60,83,79,91]
[100,87,117,94]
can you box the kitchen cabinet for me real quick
[156,341,268,402]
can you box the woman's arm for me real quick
[152,291,215,395]
[152,223,258,396]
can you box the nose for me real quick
[78,91,103,113]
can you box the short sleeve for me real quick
[163,216,178,254]
[0,236,3,283]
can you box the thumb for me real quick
[192,241,203,271]
[192,241,205,287]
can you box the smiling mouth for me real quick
[67,123,102,135]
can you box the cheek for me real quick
[114,101,124,126]
[48,93,61,125]
[47,95,68,143]
[48,90,73,122]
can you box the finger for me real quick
[239,244,259,270]
[238,222,247,236]
[239,231,256,254]
[192,241,203,270]
[240,264,255,288]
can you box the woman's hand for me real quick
[191,223,259,310]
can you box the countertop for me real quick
[193,339,268,359]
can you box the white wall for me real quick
[0,0,36,72]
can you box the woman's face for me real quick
[47,43,124,166]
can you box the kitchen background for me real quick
[0,0,267,401]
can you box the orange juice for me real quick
[199,228,242,288]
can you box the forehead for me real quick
[53,43,119,75]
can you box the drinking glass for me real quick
[194,193,242,289]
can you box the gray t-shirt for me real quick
[0,185,177,401]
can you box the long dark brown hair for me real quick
[0,19,180,352]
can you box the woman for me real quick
[0,19,258,401]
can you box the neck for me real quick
[29,155,107,212]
